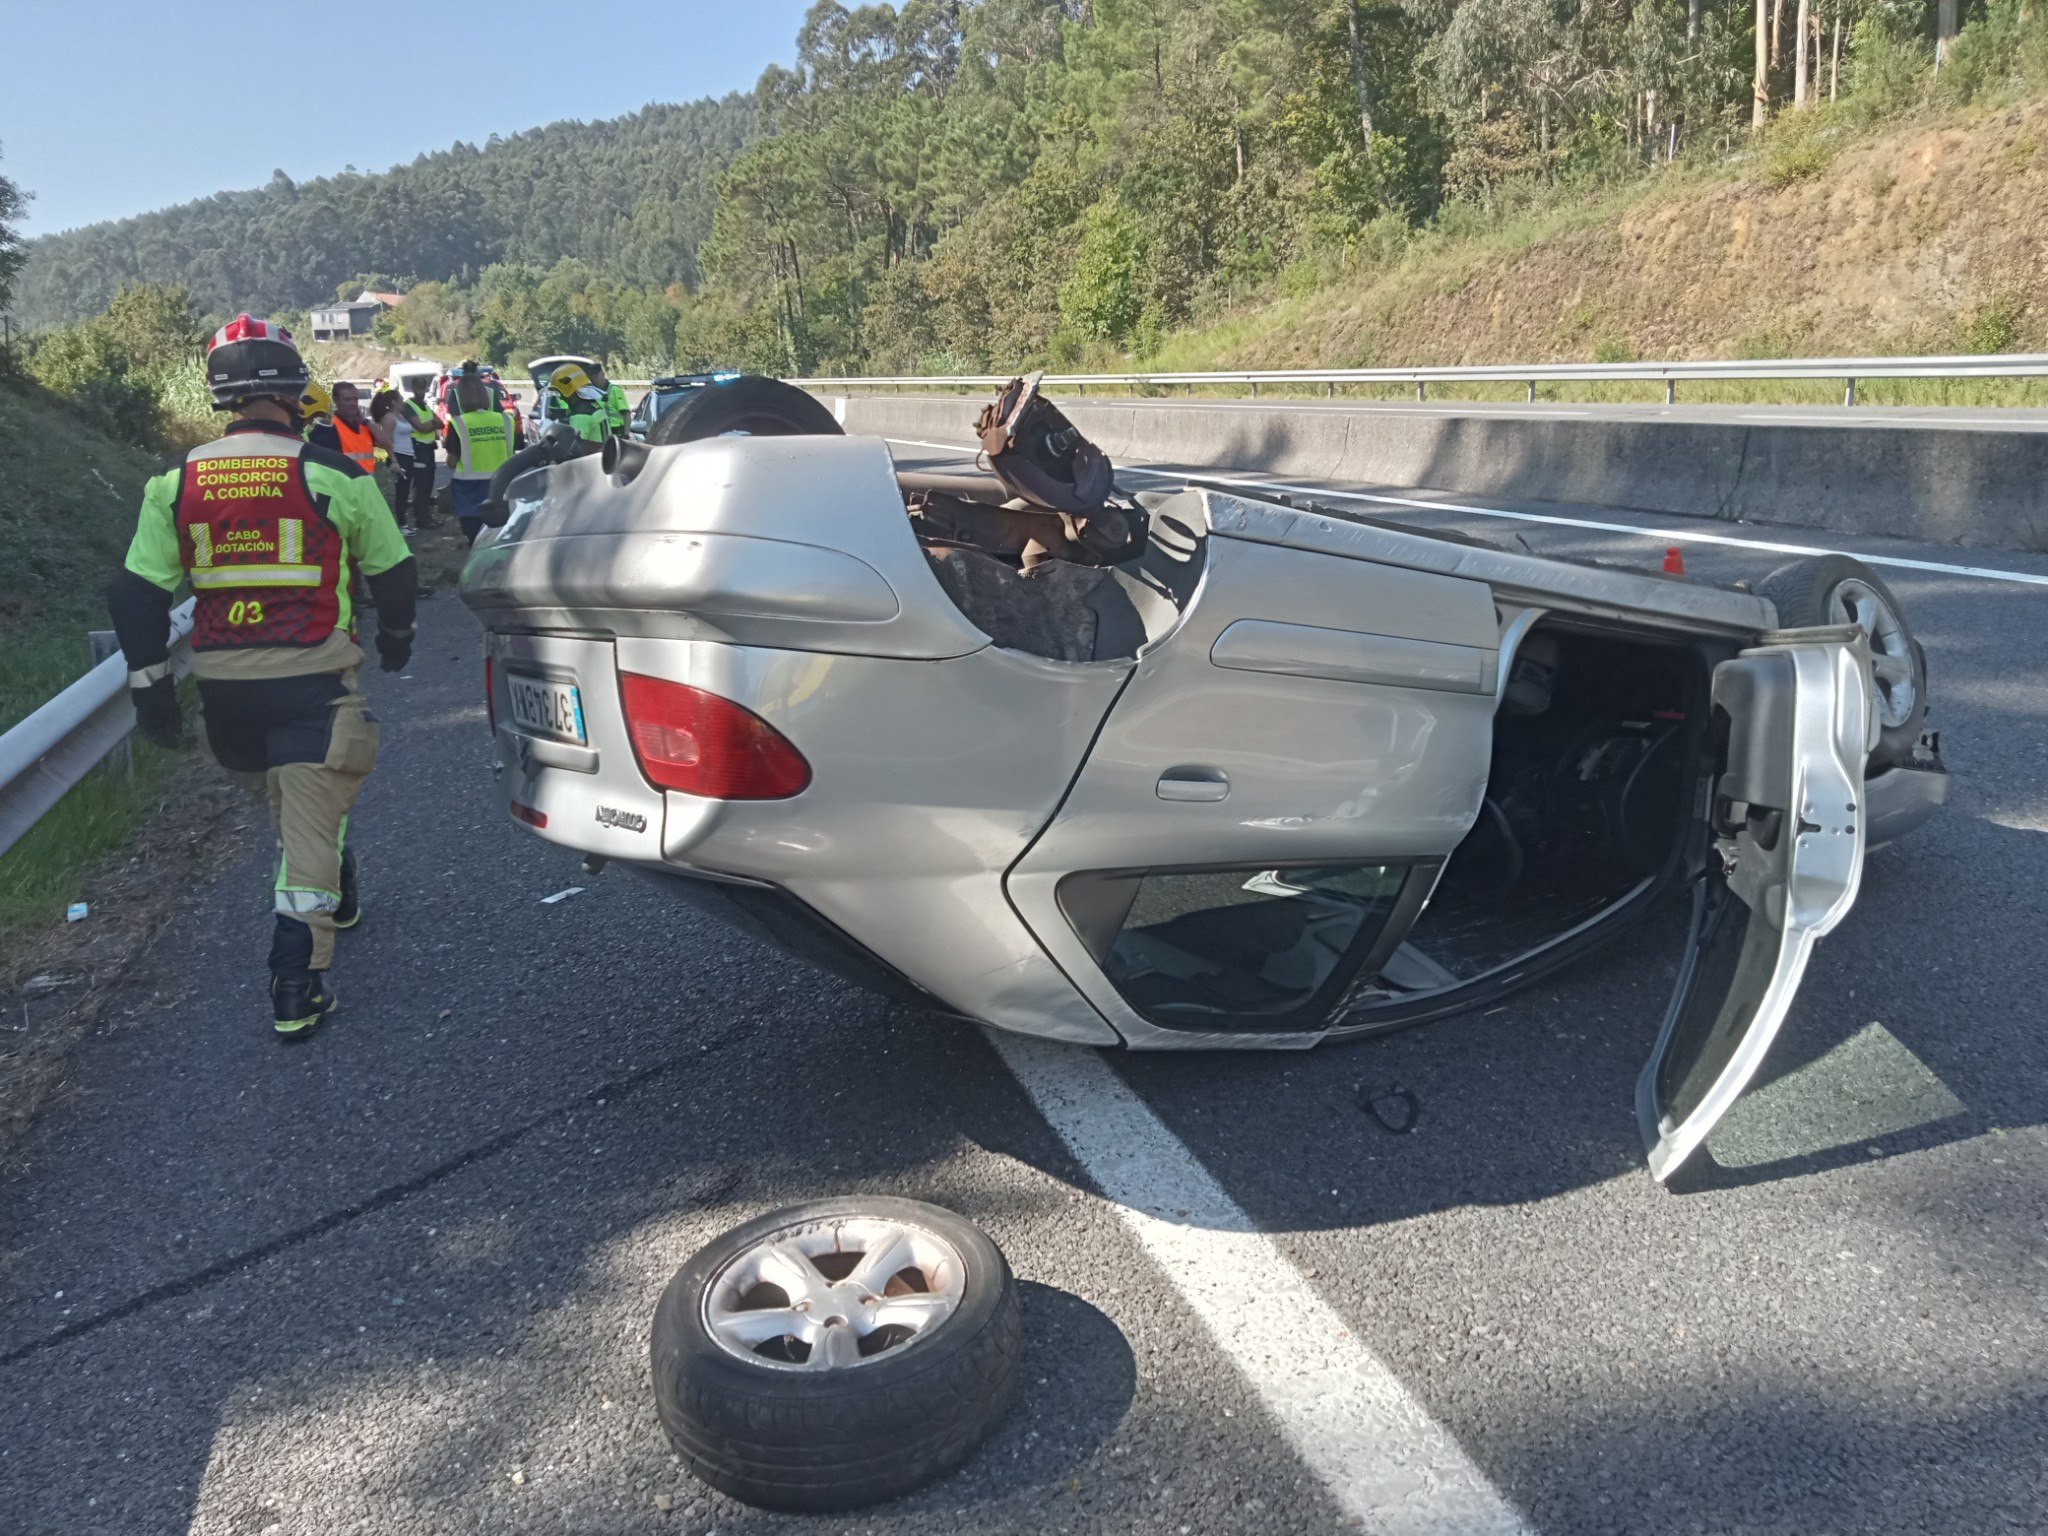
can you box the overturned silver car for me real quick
[460,387,1945,1182]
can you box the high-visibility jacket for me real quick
[448,406,515,480]
[565,397,610,446]
[123,421,410,663]
[332,414,377,474]
[400,397,438,443]
[604,382,630,434]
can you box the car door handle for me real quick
[1157,767,1229,801]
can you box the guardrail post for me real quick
[1416,381,1427,402]
[1250,381,1259,399]
[1665,379,1676,405]
[87,632,131,778]
[1526,381,1535,403]
[1326,381,1335,399]
[1844,378,1856,406]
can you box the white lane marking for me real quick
[883,436,2048,589]
[539,886,585,904]
[989,1031,1533,1536]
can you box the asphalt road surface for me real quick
[3,448,2046,1536]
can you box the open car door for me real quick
[1638,628,1875,1183]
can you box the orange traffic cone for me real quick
[1662,545,1685,574]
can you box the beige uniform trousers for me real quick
[199,645,380,971]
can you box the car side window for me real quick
[1080,865,1409,1029]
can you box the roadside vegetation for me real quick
[12,0,2048,387]
[0,264,213,742]
[0,175,205,958]
[0,378,193,959]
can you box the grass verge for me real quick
[0,379,190,972]
[0,709,192,974]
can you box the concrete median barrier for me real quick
[828,393,2048,552]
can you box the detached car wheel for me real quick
[1759,554,1927,765]
[645,375,843,444]
[650,1197,1021,1512]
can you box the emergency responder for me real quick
[107,315,416,1036]
[394,375,440,532]
[590,361,631,438]
[297,381,334,434]
[548,362,611,450]
[445,360,515,546]
[326,380,379,474]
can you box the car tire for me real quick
[649,1196,1021,1512]
[644,375,844,445]
[1757,554,1927,765]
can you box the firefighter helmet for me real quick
[548,362,595,401]
[297,381,334,423]
[205,314,310,410]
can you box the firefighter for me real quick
[445,361,515,546]
[590,361,631,438]
[106,315,416,1037]
[547,362,611,450]
[297,381,334,433]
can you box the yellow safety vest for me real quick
[451,407,512,479]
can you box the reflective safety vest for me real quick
[401,397,438,439]
[605,381,629,433]
[333,414,377,473]
[173,437,344,650]
[450,406,513,479]
[566,398,610,445]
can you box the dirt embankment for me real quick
[301,339,455,385]
[1196,101,2048,368]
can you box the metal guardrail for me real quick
[795,353,2048,407]
[0,600,195,860]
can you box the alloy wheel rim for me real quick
[702,1216,966,1371]
[1828,578,1917,729]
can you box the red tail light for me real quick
[618,672,811,800]
[484,656,496,733]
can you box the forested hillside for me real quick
[14,96,754,327]
[12,0,2047,376]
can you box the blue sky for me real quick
[1,1,820,237]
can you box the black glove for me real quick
[131,677,181,748]
[376,628,413,673]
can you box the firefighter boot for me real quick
[271,968,338,1037]
[269,915,337,1037]
[334,846,361,930]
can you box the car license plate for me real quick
[506,672,586,744]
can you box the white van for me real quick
[387,359,444,401]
